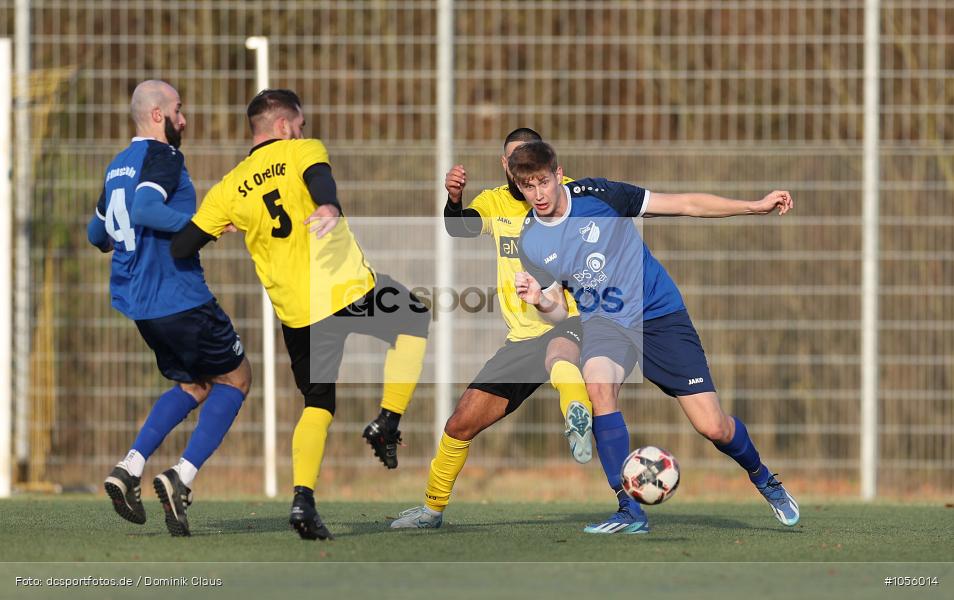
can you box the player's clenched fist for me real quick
[515,271,542,305]
[752,190,794,216]
[445,164,468,204]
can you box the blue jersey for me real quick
[93,138,212,320]
[518,178,684,327]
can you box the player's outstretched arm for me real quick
[645,190,793,218]
[515,271,568,323]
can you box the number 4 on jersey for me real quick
[105,188,137,251]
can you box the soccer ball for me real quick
[620,446,680,505]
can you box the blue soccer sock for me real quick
[181,384,246,473]
[714,416,770,486]
[131,386,199,460]
[593,411,644,515]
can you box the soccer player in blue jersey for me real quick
[87,80,251,537]
[512,141,799,534]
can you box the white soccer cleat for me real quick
[564,401,593,464]
[390,506,443,529]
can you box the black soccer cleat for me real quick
[104,465,146,525]
[153,468,193,537]
[362,415,402,469]
[289,488,334,541]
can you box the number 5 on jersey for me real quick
[263,189,291,238]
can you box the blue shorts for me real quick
[580,310,716,397]
[135,299,245,383]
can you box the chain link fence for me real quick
[0,0,950,498]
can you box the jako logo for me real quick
[580,221,600,243]
[688,377,704,385]
[544,253,558,264]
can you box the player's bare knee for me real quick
[585,382,617,414]
[444,389,501,440]
[545,338,579,372]
[179,381,211,404]
[217,357,252,396]
[444,413,477,441]
[695,419,730,443]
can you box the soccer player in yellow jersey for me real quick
[171,89,430,540]
[391,128,593,529]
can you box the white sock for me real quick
[119,450,146,477]
[173,458,198,486]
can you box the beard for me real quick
[506,175,526,202]
[164,116,182,149]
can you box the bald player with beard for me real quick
[88,80,251,538]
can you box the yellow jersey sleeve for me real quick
[288,139,331,175]
[192,181,232,238]
[466,189,496,235]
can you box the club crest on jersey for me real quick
[580,221,600,243]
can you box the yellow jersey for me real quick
[192,138,375,328]
[468,179,579,342]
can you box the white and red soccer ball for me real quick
[620,446,680,505]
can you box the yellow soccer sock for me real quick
[292,407,333,490]
[550,360,593,419]
[423,432,472,512]
[380,334,427,415]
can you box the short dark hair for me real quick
[503,127,542,149]
[247,89,302,133]
[507,141,559,183]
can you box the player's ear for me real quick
[555,165,564,180]
[152,106,163,124]
[501,154,508,171]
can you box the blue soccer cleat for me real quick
[584,498,650,534]
[756,473,800,527]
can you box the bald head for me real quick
[130,80,185,147]
[131,80,177,127]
